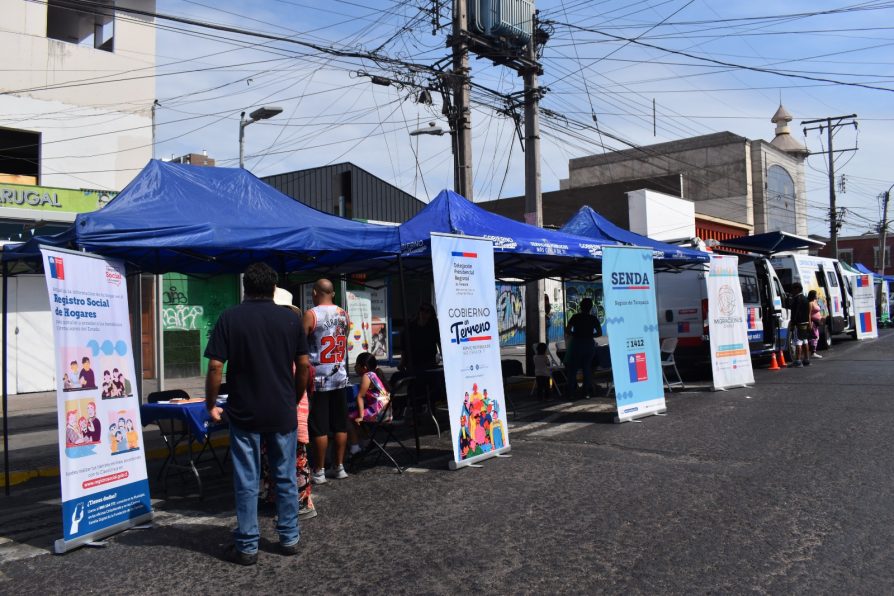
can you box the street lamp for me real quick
[409,121,445,137]
[239,106,283,168]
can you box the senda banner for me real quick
[707,255,754,389]
[602,246,666,422]
[41,248,153,554]
[430,233,509,469]
[851,274,878,340]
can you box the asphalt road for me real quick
[2,331,893,594]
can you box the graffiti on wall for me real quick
[496,283,526,346]
[163,305,204,331]
[162,284,188,305]
[564,281,605,323]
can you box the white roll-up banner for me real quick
[707,254,754,389]
[851,274,878,339]
[41,248,152,553]
[430,233,509,469]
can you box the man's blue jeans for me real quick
[566,338,595,398]
[229,422,299,554]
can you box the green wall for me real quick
[162,273,240,377]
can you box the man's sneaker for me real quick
[279,541,300,556]
[223,545,257,566]
[803,359,811,366]
[310,469,327,485]
[299,504,318,520]
[327,464,348,480]
[812,352,823,359]
[790,360,803,368]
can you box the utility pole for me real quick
[801,114,857,259]
[524,11,545,372]
[452,0,473,199]
[880,184,893,275]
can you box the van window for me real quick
[826,271,838,287]
[740,275,760,304]
[776,268,792,287]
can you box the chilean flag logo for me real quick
[627,353,648,383]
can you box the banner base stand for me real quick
[448,446,512,471]
[85,541,109,548]
[614,408,667,424]
[495,453,512,458]
[54,512,154,554]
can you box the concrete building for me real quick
[0,0,156,191]
[481,105,809,243]
[0,0,156,394]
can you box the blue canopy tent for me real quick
[398,190,618,280]
[0,161,409,486]
[2,160,402,275]
[559,206,708,267]
[854,262,875,276]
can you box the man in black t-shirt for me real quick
[204,262,310,565]
[565,298,602,399]
[788,282,811,367]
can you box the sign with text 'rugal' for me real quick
[431,233,509,469]
[707,254,754,389]
[41,248,152,554]
[851,274,878,339]
[602,246,666,422]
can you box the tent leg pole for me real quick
[397,256,420,459]
[155,274,164,393]
[3,262,9,496]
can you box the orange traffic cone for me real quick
[777,349,787,367]
[768,352,780,371]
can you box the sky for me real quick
[152,0,894,237]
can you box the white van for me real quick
[655,256,788,363]
[769,254,854,336]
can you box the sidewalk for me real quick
[1,347,532,486]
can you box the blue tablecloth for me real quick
[140,401,213,440]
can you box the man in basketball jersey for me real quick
[303,278,351,483]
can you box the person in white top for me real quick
[303,279,351,484]
[532,342,551,400]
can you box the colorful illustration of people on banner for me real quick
[41,248,152,553]
[851,274,878,339]
[457,383,506,458]
[430,234,510,468]
[602,246,666,422]
[707,254,754,389]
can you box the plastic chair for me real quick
[660,337,685,391]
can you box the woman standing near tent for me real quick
[564,298,602,399]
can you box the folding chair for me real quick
[660,337,685,391]
[501,359,532,414]
[592,343,614,397]
[351,399,412,473]
[545,342,566,397]
[390,376,440,438]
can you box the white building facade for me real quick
[0,0,156,394]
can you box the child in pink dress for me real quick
[347,353,390,455]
